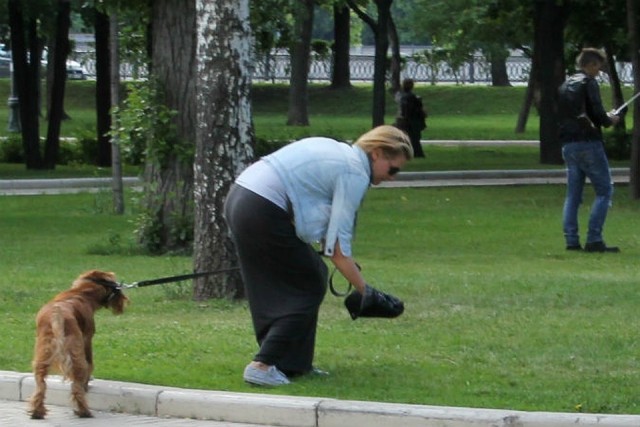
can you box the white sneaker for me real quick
[243,364,290,386]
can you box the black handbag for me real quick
[328,265,405,320]
[344,284,405,320]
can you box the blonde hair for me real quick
[353,125,414,160]
[577,48,606,68]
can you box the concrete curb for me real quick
[3,370,639,426]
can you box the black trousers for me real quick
[224,184,328,375]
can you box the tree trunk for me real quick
[372,0,392,127]
[95,9,112,167]
[388,15,401,94]
[515,58,537,133]
[109,13,124,215]
[488,48,511,87]
[142,0,197,251]
[286,0,314,126]
[9,1,42,169]
[627,0,640,199]
[193,0,253,300]
[43,0,71,170]
[534,0,567,165]
[330,4,351,89]
[604,45,626,133]
[347,0,392,126]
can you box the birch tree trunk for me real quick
[193,0,254,300]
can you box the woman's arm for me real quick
[329,240,367,294]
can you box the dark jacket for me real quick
[398,91,427,131]
[557,72,613,143]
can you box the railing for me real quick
[76,52,635,85]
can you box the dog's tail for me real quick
[49,306,75,379]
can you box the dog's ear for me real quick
[108,290,128,315]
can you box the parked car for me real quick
[66,59,87,80]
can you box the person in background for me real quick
[557,47,621,253]
[395,78,427,158]
[224,125,413,386]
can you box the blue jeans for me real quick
[561,141,613,246]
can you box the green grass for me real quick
[1,186,640,414]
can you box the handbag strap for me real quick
[328,262,361,297]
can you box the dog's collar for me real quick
[88,278,123,304]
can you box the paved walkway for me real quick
[0,399,264,427]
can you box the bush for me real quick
[56,139,77,165]
[604,128,631,160]
[0,135,24,163]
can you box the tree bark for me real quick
[109,13,124,215]
[8,0,42,169]
[388,15,401,94]
[602,45,627,135]
[534,0,567,165]
[286,0,314,126]
[348,0,393,127]
[193,0,253,300]
[488,48,511,87]
[515,58,537,133]
[142,0,198,250]
[95,9,112,167]
[330,4,351,89]
[44,0,71,170]
[371,0,392,127]
[627,0,640,199]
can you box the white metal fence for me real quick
[75,51,635,85]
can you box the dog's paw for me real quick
[30,409,47,420]
[75,409,94,418]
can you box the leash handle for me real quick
[328,263,361,297]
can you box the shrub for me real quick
[0,135,24,163]
[604,128,631,160]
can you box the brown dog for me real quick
[28,270,128,419]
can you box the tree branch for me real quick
[346,0,378,34]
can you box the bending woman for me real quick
[224,125,413,386]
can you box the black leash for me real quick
[125,268,240,289]
[91,268,240,290]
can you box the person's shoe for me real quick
[566,244,582,251]
[243,364,290,386]
[584,241,620,253]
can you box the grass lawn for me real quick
[1,185,639,414]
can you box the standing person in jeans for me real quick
[224,125,413,386]
[557,47,621,253]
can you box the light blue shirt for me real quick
[237,137,371,257]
